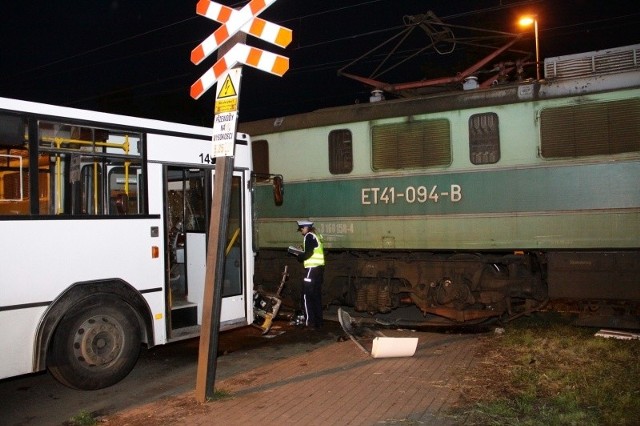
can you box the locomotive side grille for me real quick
[540,98,640,158]
[371,119,451,170]
[544,44,640,80]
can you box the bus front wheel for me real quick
[47,296,141,390]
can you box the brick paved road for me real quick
[105,328,481,425]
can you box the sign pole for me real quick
[195,154,234,402]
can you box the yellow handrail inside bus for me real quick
[56,154,61,214]
[93,161,98,214]
[44,135,131,214]
[54,138,62,214]
[124,135,130,196]
[225,228,241,256]
[43,136,129,151]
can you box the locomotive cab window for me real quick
[371,119,451,170]
[469,112,500,164]
[540,98,640,158]
[329,129,353,174]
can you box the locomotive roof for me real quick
[239,44,640,137]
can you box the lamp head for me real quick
[518,16,536,27]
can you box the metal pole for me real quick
[195,154,234,402]
[534,19,540,80]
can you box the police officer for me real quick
[296,220,325,329]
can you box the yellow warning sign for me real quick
[215,69,241,114]
[215,98,238,114]
[217,74,237,98]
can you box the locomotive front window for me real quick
[371,119,451,170]
[328,129,353,174]
[540,98,640,158]
[469,112,500,164]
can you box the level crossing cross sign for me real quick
[190,0,291,101]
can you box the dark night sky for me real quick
[0,1,638,127]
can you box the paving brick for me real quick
[104,329,481,425]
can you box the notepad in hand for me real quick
[288,246,303,255]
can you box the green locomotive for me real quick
[243,44,640,328]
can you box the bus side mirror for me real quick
[252,173,284,206]
[273,175,284,206]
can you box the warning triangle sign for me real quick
[218,75,237,98]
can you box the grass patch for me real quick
[208,388,234,401]
[67,410,97,426]
[452,313,640,425]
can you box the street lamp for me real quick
[518,15,540,80]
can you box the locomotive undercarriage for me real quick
[328,252,548,325]
[254,250,549,326]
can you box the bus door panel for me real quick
[166,166,207,333]
[165,167,247,333]
[215,173,247,329]
[184,225,246,328]
[185,232,206,319]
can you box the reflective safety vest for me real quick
[303,232,325,268]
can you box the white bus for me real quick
[0,97,271,390]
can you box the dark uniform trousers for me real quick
[302,265,324,328]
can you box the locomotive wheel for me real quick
[48,296,141,390]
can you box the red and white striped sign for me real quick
[190,0,290,100]
[190,44,288,100]
[191,0,291,65]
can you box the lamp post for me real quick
[518,16,540,80]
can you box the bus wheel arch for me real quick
[35,280,154,389]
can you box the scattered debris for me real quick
[371,336,418,358]
[594,329,640,340]
[262,331,286,339]
[253,266,289,334]
[338,308,372,355]
[337,308,418,358]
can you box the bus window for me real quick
[167,168,207,233]
[36,121,144,215]
[223,176,243,297]
[0,114,29,215]
[108,166,141,215]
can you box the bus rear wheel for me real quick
[48,296,141,390]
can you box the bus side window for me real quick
[0,114,29,216]
[112,193,128,215]
[108,167,140,215]
[37,122,143,216]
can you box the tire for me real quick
[47,296,141,390]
